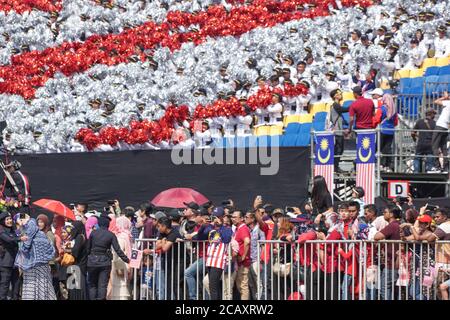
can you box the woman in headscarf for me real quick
[37,214,59,298]
[373,93,398,172]
[87,213,130,300]
[14,213,56,300]
[0,212,21,300]
[85,216,98,239]
[57,224,73,299]
[108,216,132,300]
[67,221,88,300]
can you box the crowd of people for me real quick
[0,176,448,300]
[0,0,449,153]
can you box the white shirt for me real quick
[255,108,268,126]
[337,73,355,92]
[236,115,253,136]
[436,102,450,129]
[368,216,389,240]
[404,46,426,69]
[434,37,450,58]
[267,103,283,124]
[295,93,312,114]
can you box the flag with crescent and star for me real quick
[356,131,376,204]
[314,133,334,197]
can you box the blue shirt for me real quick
[249,225,265,263]
[379,105,397,135]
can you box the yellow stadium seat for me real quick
[342,91,354,101]
[269,125,283,136]
[435,57,450,67]
[255,125,271,136]
[409,68,424,78]
[283,115,300,126]
[397,69,410,78]
[421,58,436,69]
[310,102,327,115]
[298,113,313,123]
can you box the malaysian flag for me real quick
[356,131,376,204]
[314,133,334,197]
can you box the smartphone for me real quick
[107,200,116,205]
[426,204,438,211]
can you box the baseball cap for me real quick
[353,187,365,198]
[289,214,312,224]
[272,208,285,216]
[167,208,182,220]
[368,88,384,96]
[198,207,210,216]
[150,211,166,220]
[183,202,200,211]
[212,207,225,217]
[417,214,432,223]
[85,210,101,219]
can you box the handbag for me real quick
[61,253,75,266]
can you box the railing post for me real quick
[376,128,381,198]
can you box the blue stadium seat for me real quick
[281,134,298,147]
[342,112,350,129]
[425,75,440,96]
[300,122,312,135]
[296,133,310,146]
[342,100,353,110]
[226,137,236,148]
[399,78,412,92]
[424,66,440,77]
[409,77,424,90]
[235,136,246,148]
[438,65,450,75]
[213,137,226,148]
[285,123,301,135]
[408,86,423,95]
[312,112,327,132]
[270,135,281,147]
[257,135,270,147]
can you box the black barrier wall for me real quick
[4,147,311,210]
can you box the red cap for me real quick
[417,215,432,223]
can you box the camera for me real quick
[314,221,328,234]
[397,196,409,203]
[426,204,438,211]
[285,207,295,213]
[107,200,116,206]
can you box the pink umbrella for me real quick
[151,188,209,209]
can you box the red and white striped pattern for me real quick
[314,164,334,198]
[356,162,375,205]
[206,242,228,270]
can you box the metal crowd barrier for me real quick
[132,239,233,301]
[131,239,450,300]
[256,240,450,301]
[376,127,450,174]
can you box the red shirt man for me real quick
[233,221,252,267]
[348,86,375,130]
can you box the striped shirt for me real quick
[205,226,232,270]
